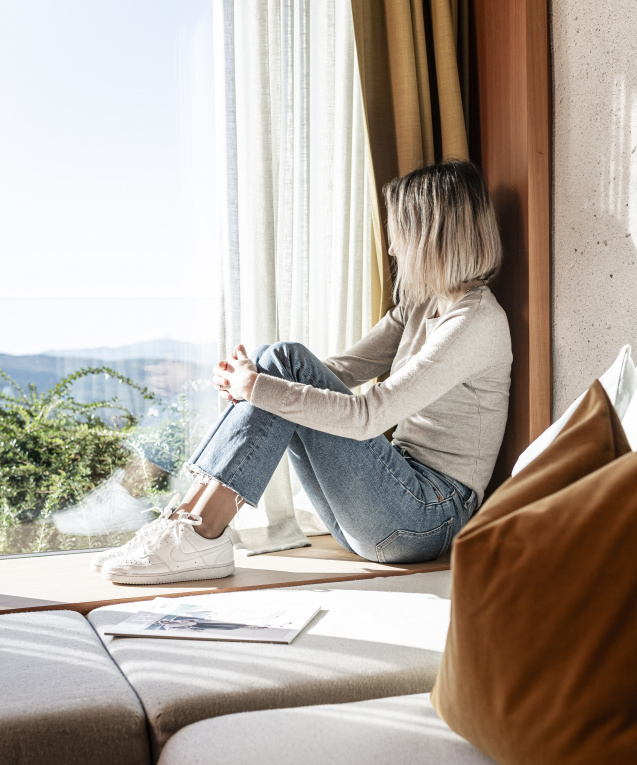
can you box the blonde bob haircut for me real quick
[383,160,502,306]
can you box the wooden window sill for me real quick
[0,534,451,616]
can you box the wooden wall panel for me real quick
[469,0,552,489]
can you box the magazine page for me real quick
[105,598,322,643]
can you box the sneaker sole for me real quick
[102,561,235,585]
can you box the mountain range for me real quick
[43,339,217,364]
[0,339,218,416]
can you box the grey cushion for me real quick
[0,609,150,765]
[88,571,451,759]
[157,693,496,765]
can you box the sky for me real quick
[0,0,218,355]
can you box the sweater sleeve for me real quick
[250,299,495,440]
[321,304,404,387]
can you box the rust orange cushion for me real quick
[431,380,637,764]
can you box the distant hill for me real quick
[43,339,217,365]
[0,340,218,417]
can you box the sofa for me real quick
[5,353,637,764]
[0,569,494,764]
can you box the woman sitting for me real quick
[95,160,513,584]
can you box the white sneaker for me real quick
[100,512,235,585]
[90,495,181,574]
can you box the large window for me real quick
[0,1,219,555]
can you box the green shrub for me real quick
[0,366,156,528]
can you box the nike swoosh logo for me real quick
[169,542,226,563]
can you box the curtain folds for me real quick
[211,0,469,554]
[350,0,469,324]
[212,0,371,554]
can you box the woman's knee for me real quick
[255,341,309,374]
[249,344,272,366]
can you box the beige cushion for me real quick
[157,693,495,765]
[88,571,451,758]
[512,344,637,475]
[0,609,149,765]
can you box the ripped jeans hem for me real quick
[181,463,258,510]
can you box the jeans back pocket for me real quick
[376,517,454,564]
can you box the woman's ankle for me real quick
[193,522,225,540]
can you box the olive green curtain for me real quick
[351,0,470,323]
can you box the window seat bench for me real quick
[0,534,450,616]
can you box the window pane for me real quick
[0,1,218,555]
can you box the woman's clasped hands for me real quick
[213,344,258,404]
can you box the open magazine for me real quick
[105,596,321,644]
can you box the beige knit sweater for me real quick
[250,286,512,502]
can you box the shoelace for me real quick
[127,494,182,546]
[140,493,182,523]
[141,511,203,555]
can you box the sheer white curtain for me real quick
[210,0,372,554]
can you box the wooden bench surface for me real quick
[0,534,450,616]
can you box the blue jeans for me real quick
[184,341,478,563]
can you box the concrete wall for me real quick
[552,0,637,417]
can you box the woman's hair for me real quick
[382,160,502,305]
